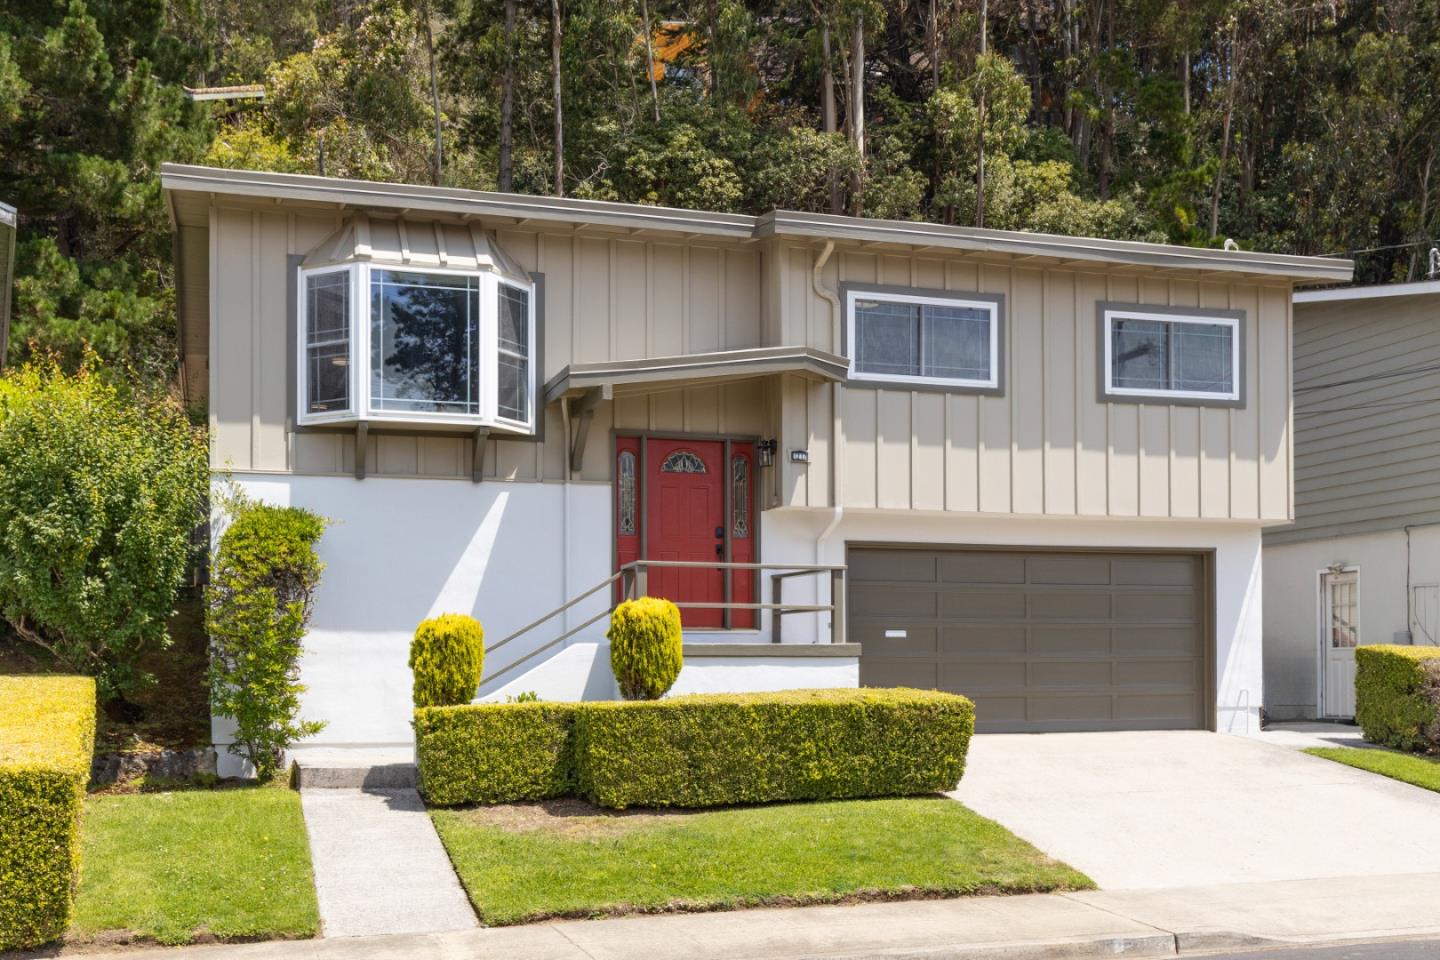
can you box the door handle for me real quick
[715,526,724,538]
[715,543,724,557]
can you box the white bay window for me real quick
[298,257,536,432]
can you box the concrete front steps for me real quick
[290,745,417,789]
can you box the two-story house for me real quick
[1265,281,1440,721]
[160,164,1350,770]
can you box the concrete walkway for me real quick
[299,788,476,938]
[951,730,1440,889]
[59,872,1440,960]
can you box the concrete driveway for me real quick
[950,731,1440,890]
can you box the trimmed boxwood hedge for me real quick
[414,702,578,806]
[416,688,974,809]
[1355,644,1440,752]
[0,675,97,950]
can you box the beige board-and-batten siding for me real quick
[771,243,1294,523]
[1271,289,1440,544]
[206,205,768,483]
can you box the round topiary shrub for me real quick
[409,614,486,708]
[607,597,683,700]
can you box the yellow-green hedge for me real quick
[1355,645,1440,752]
[414,702,577,806]
[607,598,683,700]
[416,688,974,810]
[0,675,97,950]
[409,613,486,708]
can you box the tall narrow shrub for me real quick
[207,493,327,780]
[0,359,208,699]
[608,597,683,700]
[409,613,485,708]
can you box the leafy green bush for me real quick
[0,360,209,699]
[417,688,974,810]
[409,614,485,708]
[1355,645,1440,752]
[207,491,327,781]
[574,688,974,809]
[0,675,97,950]
[414,702,578,806]
[607,597,683,700]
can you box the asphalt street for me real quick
[1195,940,1440,959]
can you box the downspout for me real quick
[812,240,845,643]
[560,397,572,637]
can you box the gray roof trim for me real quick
[160,164,756,239]
[1294,280,1440,304]
[0,201,15,228]
[757,210,1353,283]
[543,345,849,405]
[160,164,1354,282]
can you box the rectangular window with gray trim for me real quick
[843,285,1004,392]
[1099,303,1244,406]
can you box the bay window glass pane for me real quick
[1111,318,1169,391]
[371,269,480,415]
[497,283,530,422]
[305,271,350,414]
[1172,322,1234,393]
[922,304,991,380]
[855,299,920,376]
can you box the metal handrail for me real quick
[483,559,848,686]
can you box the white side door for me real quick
[1321,570,1360,718]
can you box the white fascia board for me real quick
[1293,280,1440,304]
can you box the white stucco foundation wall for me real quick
[1263,525,1440,720]
[760,508,1266,734]
[669,655,860,695]
[218,473,614,753]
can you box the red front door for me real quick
[647,439,726,627]
[614,436,756,630]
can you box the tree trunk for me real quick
[707,0,719,99]
[849,14,865,215]
[641,0,660,122]
[552,0,564,197]
[499,0,515,191]
[975,0,987,229]
[420,0,442,186]
[927,0,939,89]
[821,17,841,214]
[1209,24,1238,238]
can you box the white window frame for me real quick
[297,263,360,425]
[295,261,538,434]
[844,288,1001,391]
[1101,306,1242,404]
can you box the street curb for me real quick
[734,932,1179,960]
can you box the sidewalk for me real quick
[60,871,1440,960]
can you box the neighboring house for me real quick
[1264,281,1440,721]
[159,164,1350,770]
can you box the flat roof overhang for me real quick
[543,345,849,406]
[160,164,1355,284]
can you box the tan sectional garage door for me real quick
[849,546,1208,732]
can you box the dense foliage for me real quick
[414,701,578,805]
[206,494,327,780]
[0,676,96,950]
[415,687,975,809]
[409,613,486,708]
[1354,644,1440,752]
[0,361,209,699]
[5,0,1440,383]
[607,597,683,700]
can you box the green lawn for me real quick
[72,786,319,945]
[1305,746,1440,792]
[431,796,1092,925]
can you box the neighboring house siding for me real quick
[773,243,1294,522]
[1268,292,1440,544]
[207,205,767,483]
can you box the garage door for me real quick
[849,547,1208,732]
